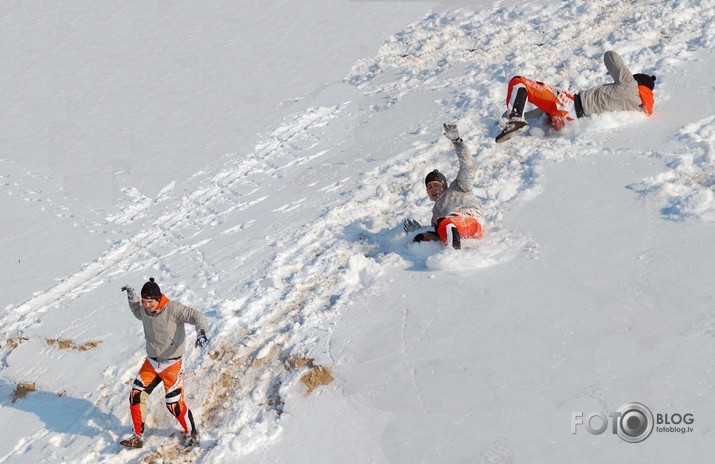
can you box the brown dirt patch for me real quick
[283,355,333,394]
[46,339,102,351]
[77,340,101,351]
[5,337,28,349]
[143,446,182,464]
[143,442,200,464]
[12,382,36,403]
[300,366,333,395]
[283,356,314,371]
[201,348,249,426]
[47,339,73,349]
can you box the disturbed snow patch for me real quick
[630,115,715,221]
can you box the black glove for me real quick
[403,218,422,233]
[195,330,209,348]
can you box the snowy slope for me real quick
[2,0,715,463]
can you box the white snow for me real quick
[2,0,715,463]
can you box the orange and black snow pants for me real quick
[506,76,577,130]
[129,357,196,436]
[436,209,484,245]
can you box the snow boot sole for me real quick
[495,120,529,144]
[119,435,143,449]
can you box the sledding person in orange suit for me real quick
[119,278,209,449]
[496,50,656,143]
[403,124,484,249]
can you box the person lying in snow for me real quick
[496,50,656,143]
[119,278,209,449]
[403,124,484,249]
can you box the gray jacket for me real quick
[578,51,643,117]
[431,138,480,226]
[129,297,209,361]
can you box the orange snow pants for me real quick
[506,76,576,130]
[129,357,195,436]
[436,209,484,245]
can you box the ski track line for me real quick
[193,110,547,451]
[2,0,710,342]
[189,161,412,456]
[346,0,715,209]
[0,103,353,462]
[4,2,715,461]
[2,105,344,337]
[377,1,710,231]
[131,1,714,459]
[121,106,362,459]
[0,428,51,463]
[350,0,713,93]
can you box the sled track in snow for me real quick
[3,0,715,461]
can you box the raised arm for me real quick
[443,124,475,193]
[122,285,143,320]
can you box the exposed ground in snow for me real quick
[2,1,715,463]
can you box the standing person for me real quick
[497,50,656,143]
[403,123,484,249]
[119,278,209,449]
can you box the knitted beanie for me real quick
[140,278,161,300]
[633,74,656,91]
[425,169,448,188]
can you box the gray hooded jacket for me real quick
[431,138,480,226]
[129,297,209,361]
[578,51,643,117]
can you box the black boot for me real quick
[184,429,200,447]
[509,87,527,120]
[119,434,143,448]
[447,225,461,250]
[496,120,529,144]
[496,87,530,143]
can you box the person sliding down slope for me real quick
[403,124,484,249]
[496,50,656,143]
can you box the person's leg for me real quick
[436,210,484,248]
[129,359,162,436]
[445,210,484,240]
[505,80,529,119]
[456,213,484,240]
[159,359,197,436]
[506,76,575,127]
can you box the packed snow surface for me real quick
[2,0,715,463]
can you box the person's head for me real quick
[425,169,447,202]
[140,278,162,312]
[633,74,656,91]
